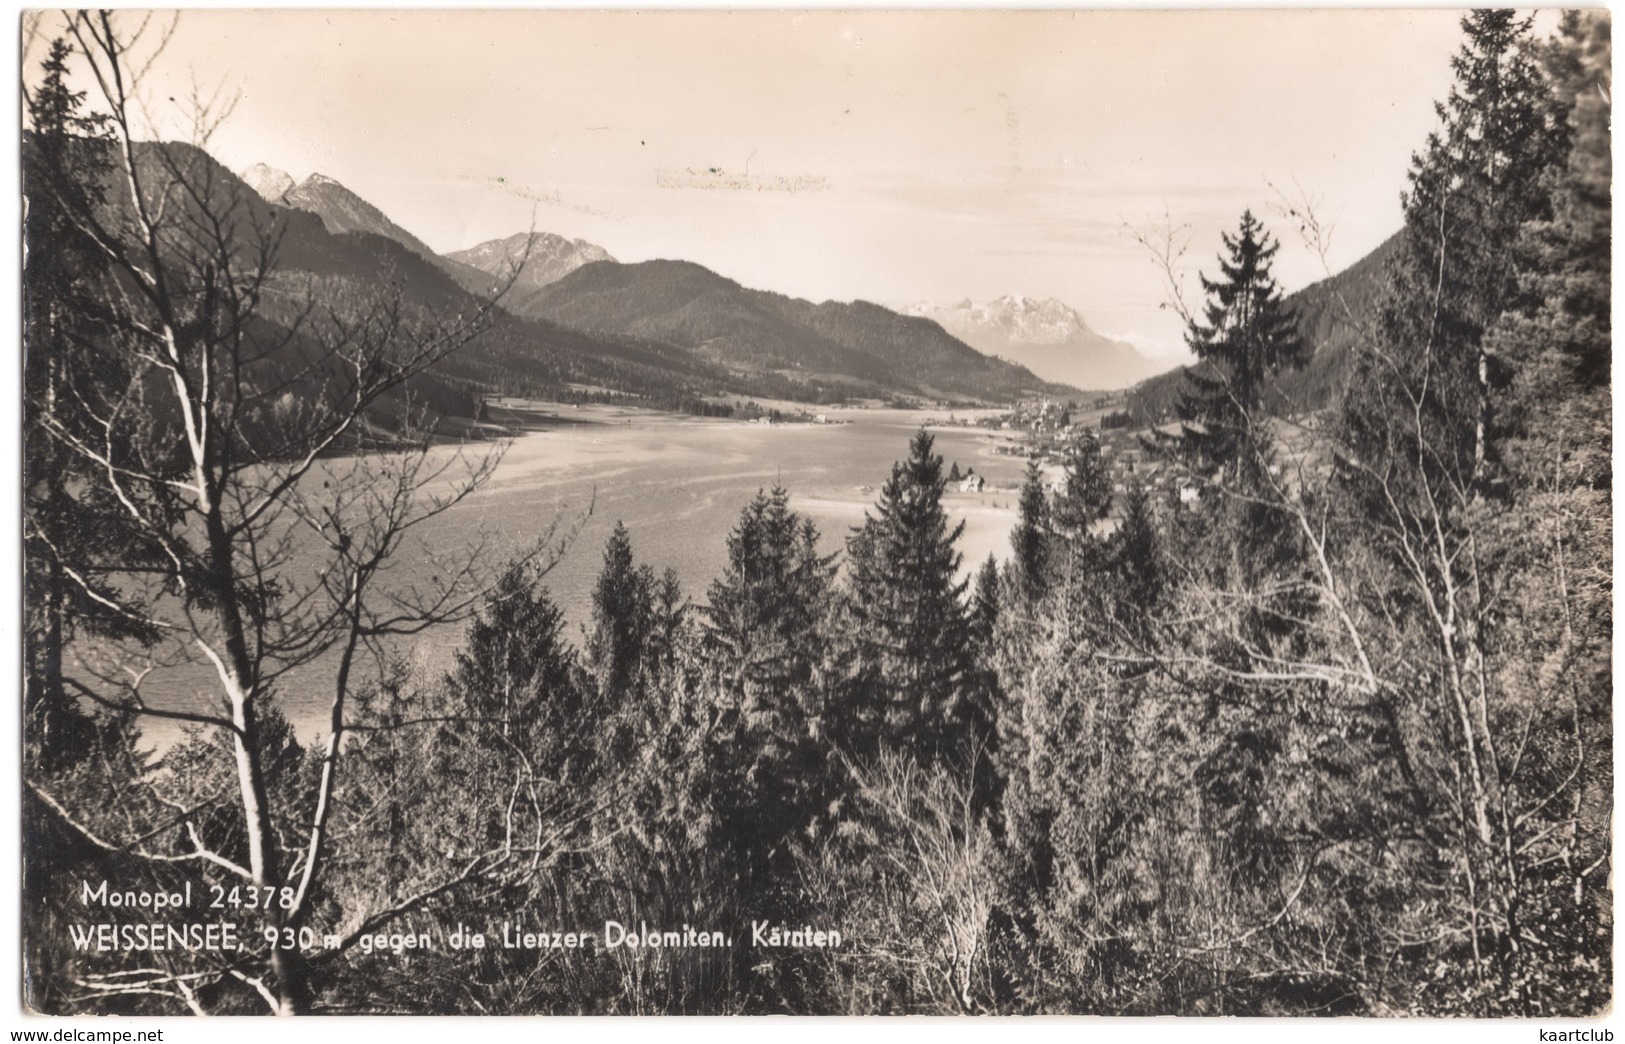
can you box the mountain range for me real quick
[221,154,1388,416]
[903,296,1165,391]
[228,160,1069,405]
[240,164,491,291]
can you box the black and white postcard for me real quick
[18,8,1612,1019]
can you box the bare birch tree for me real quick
[21,12,578,1014]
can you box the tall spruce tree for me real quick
[1010,459,1051,603]
[1051,432,1112,549]
[446,560,580,743]
[435,561,585,849]
[1493,11,1610,409]
[1470,14,1612,1008]
[846,429,976,762]
[22,38,164,765]
[1327,12,1589,1008]
[970,554,1001,649]
[703,488,836,887]
[1342,11,1564,494]
[1169,210,1303,483]
[705,487,833,725]
[585,521,656,706]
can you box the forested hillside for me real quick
[58,140,1028,422]
[521,259,1071,402]
[104,144,765,414]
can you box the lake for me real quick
[100,406,1033,740]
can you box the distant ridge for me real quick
[124,146,786,409]
[518,258,1073,402]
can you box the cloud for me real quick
[853,167,1261,258]
[654,168,830,193]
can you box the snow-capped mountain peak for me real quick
[965,294,1095,344]
[907,294,1095,345]
[446,232,616,292]
[904,295,1164,392]
[239,162,295,203]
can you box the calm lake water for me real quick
[434,409,1026,626]
[102,408,1031,741]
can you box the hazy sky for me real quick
[25,8,1484,356]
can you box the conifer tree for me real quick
[1111,481,1162,635]
[1343,11,1564,493]
[446,560,580,743]
[1494,11,1611,406]
[705,488,833,723]
[1169,210,1302,482]
[970,554,1001,648]
[966,553,1006,801]
[23,38,162,766]
[1326,13,1589,1007]
[703,488,835,887]
[585,521,656,707]
[1051,433,1112,545]
[646,566,688,679]
[1469,14,1612,1006]
[435,561,585,851]
[1009,459,1051,603]
[847,429,975,762]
